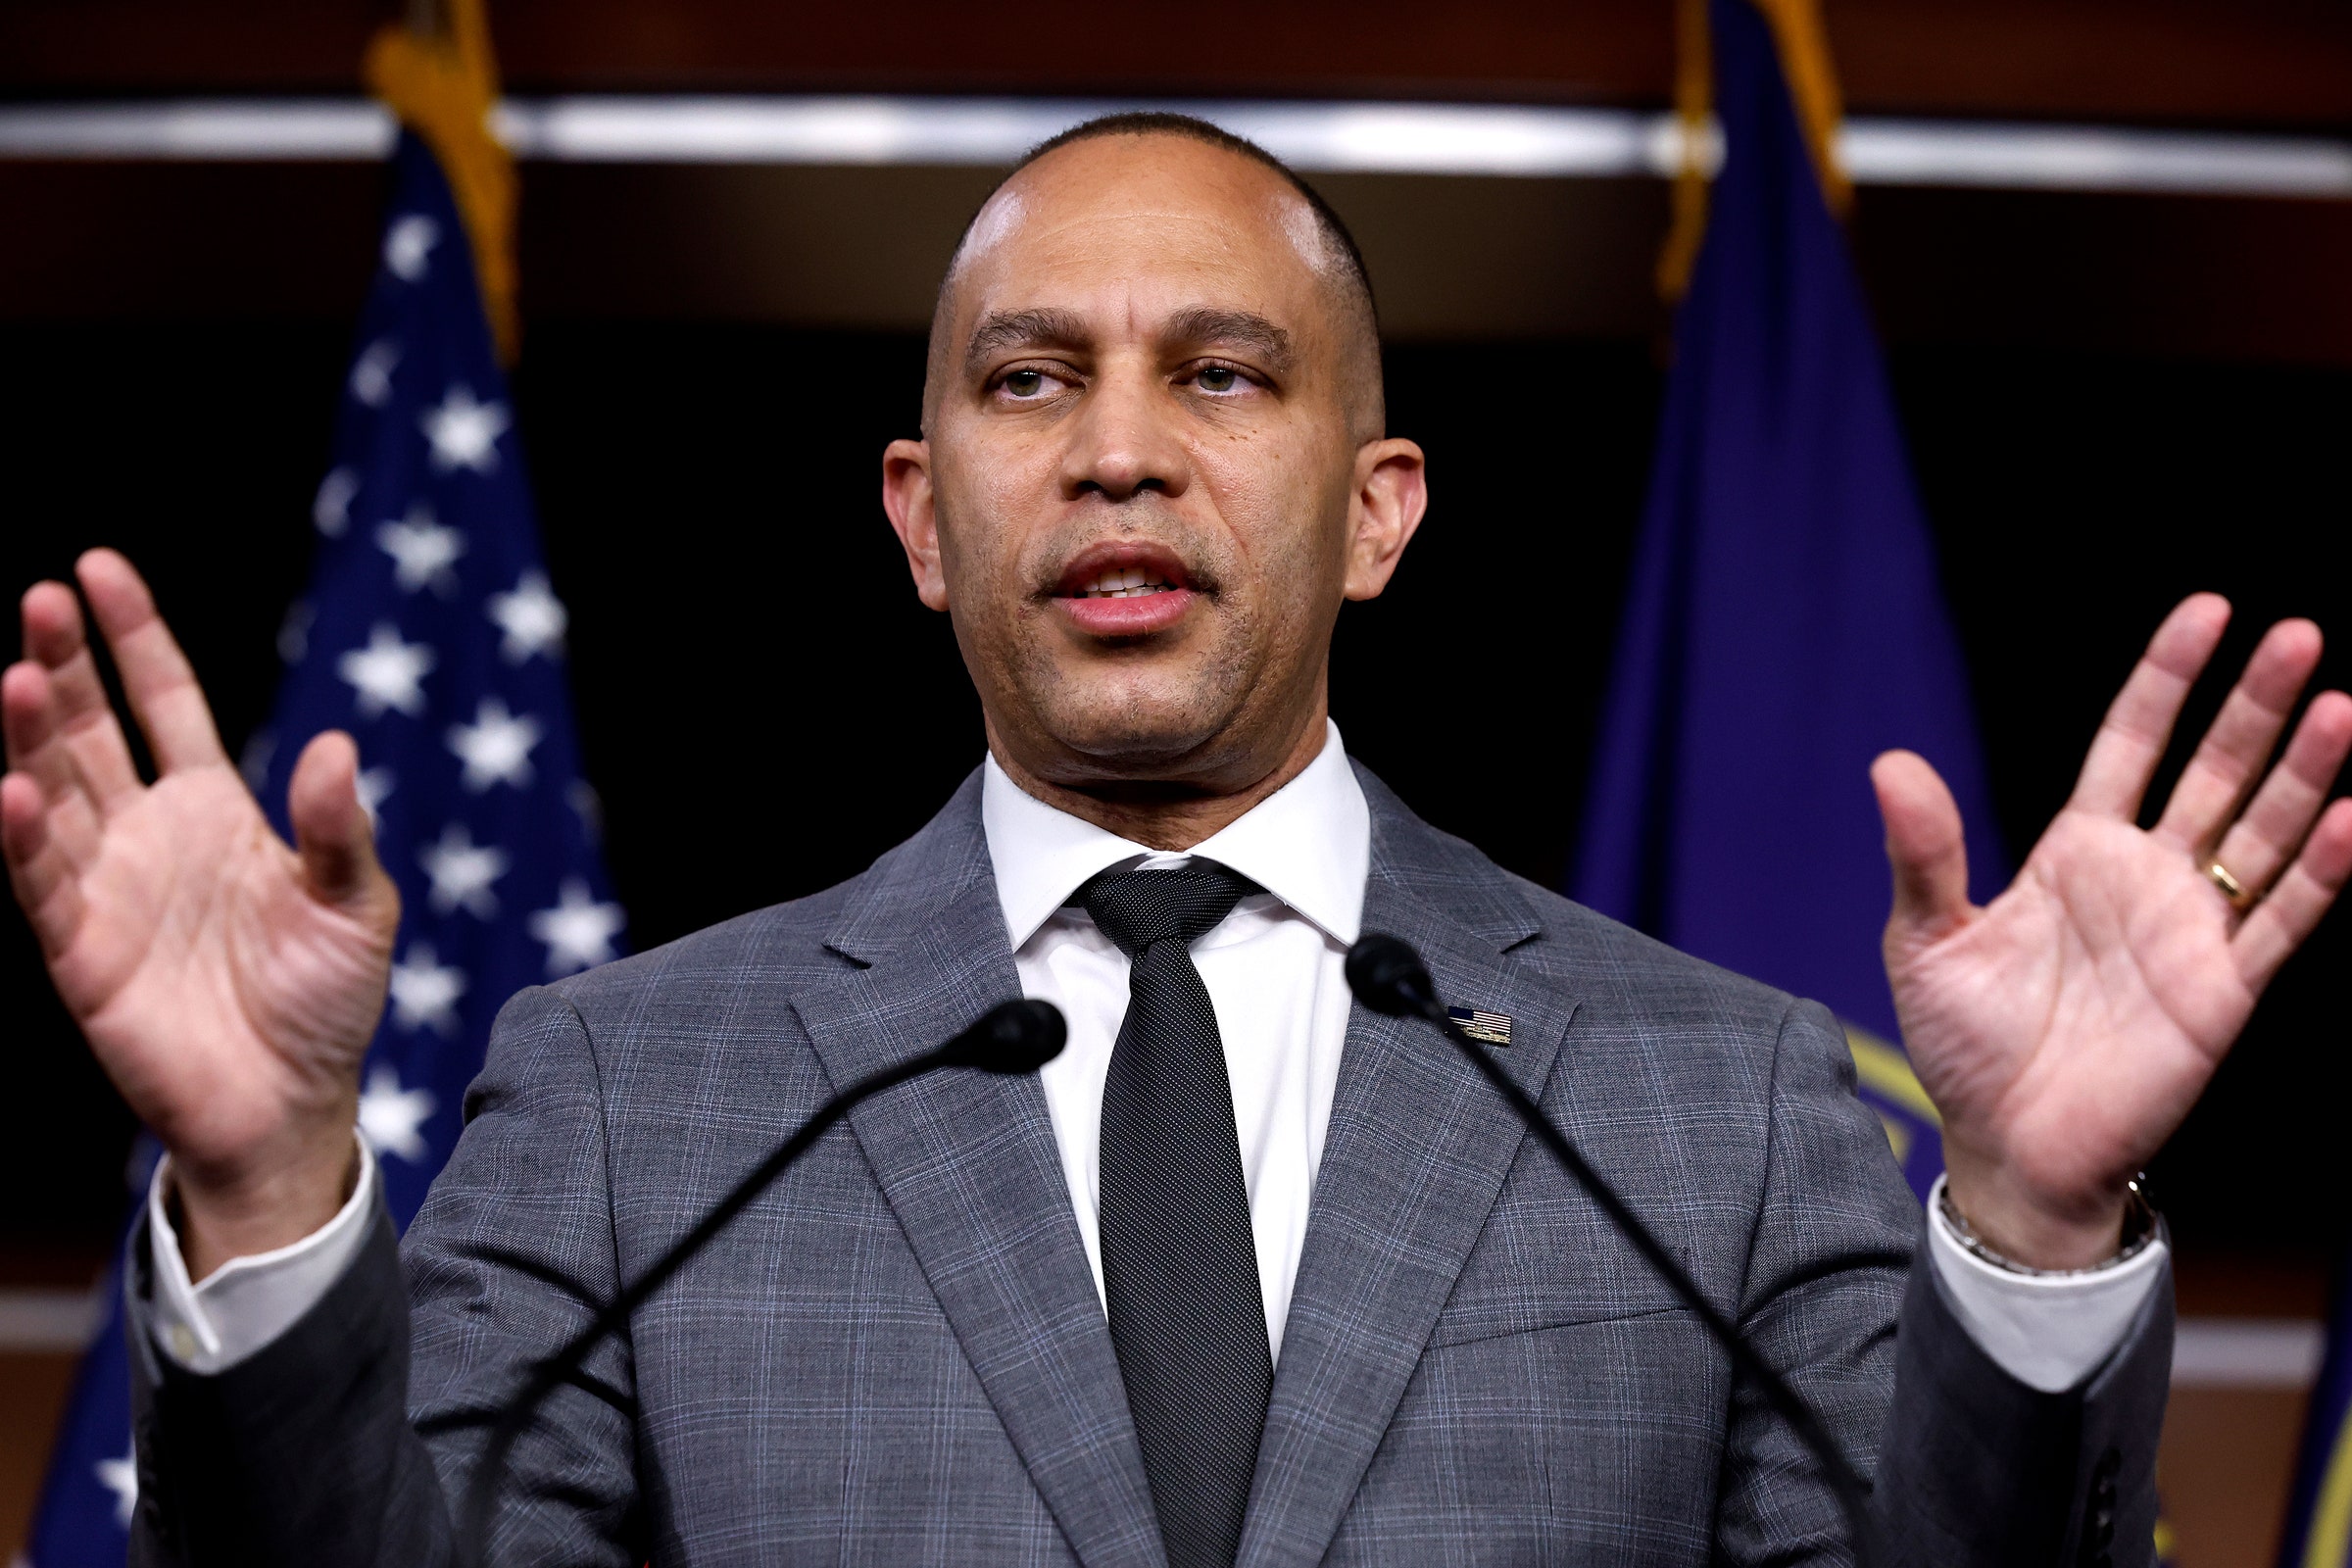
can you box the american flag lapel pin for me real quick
[1447,1005,1512,1047]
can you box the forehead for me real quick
[946,135,1337,340]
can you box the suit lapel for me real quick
[794,776,1163,1568]
[1238,777,1580,1568]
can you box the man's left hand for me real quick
[1875,595,2352,1268]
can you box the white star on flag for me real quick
[95,1444,137,1529]
[375,506,466,595]
[355,765,395,830]
[314,466,359,537]
[337,623,436,718]
[359,1064,437,1163]
[387,941,466,1035]
[487,568,567,663]
[383,214,440,282]
[530,878,626,977]
[351,337,401,409]
[421,384,511,474]
[447,697,543,792]
[420,822,509,918]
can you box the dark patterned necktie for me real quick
[1077,863,1272,1568]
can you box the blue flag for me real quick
[1569,0,2003,1202]
[24,128,621,1563]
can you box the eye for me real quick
[1195,366,1242,393]
[1003,369,1048,398]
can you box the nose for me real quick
[1060,363,1190,504]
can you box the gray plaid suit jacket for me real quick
[125,762,2172,1566]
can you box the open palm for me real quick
[1877,596,2352,1264]
[2,551,397,1207]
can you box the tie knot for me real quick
[1076,863,1258,959]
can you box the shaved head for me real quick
[924,114,1385,441]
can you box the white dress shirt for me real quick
[151,719,2162,1395]
[148,1131,378,1373]
[984,719,1369,1364]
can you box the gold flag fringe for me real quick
[364,0,519,364]
[1657,0,1853,305]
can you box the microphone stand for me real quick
[456,999,1065,1568]
[1347,935,1878,1568]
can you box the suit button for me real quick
[2079,1448,2123,1568]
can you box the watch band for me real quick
[1937,1176,2159,1278]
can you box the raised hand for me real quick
[1,551,399,1275]
[1874,595,2352,1267]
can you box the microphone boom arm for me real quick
[1347,934,1878,1567]
[457,998,1064,1567]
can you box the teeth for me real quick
[1075,565,1178,599]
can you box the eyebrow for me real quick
[960,305,1297,377]
[963,308,1089,375]
[1165,308,1295,373]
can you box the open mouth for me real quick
[1070,565,1183,600]
[1050,542,1201,636]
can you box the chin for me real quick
[987,626,1273,783]
[1039,685,1247,778]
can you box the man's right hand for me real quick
[2,550,398,1278]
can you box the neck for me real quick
[987,706,1332,852]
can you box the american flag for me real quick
[24,126,621,1564]
[1445,1005,1512,1047]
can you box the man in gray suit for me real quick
[6,114,2351,1567]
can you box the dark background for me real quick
[6,8,2349,1562]
[3,317,2345,1257]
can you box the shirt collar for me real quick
[981,718,1369,953]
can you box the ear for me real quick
[1341,438,1428,603]
[882,438,950,612]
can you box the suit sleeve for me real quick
[125,984,644,1567]
[1709,998,2172,1568]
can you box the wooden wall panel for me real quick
[514,166,1676,342]
[1826,0,2352,130]
[1852,186,2352,366]
[6,158,2349,366]
[0,163,383,319]
[4,0,2349,129]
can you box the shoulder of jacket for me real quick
[1353,758,1812,1041]
[546,871,867,1015]
[1502,871,1816,1044]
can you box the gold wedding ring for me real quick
[2204,859,2257,911]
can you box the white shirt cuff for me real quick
[145,1133,378,1374]
[1923,1174,2167,1395]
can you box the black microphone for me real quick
[1346,934,1878,1567]
[457,998,1066,1566]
